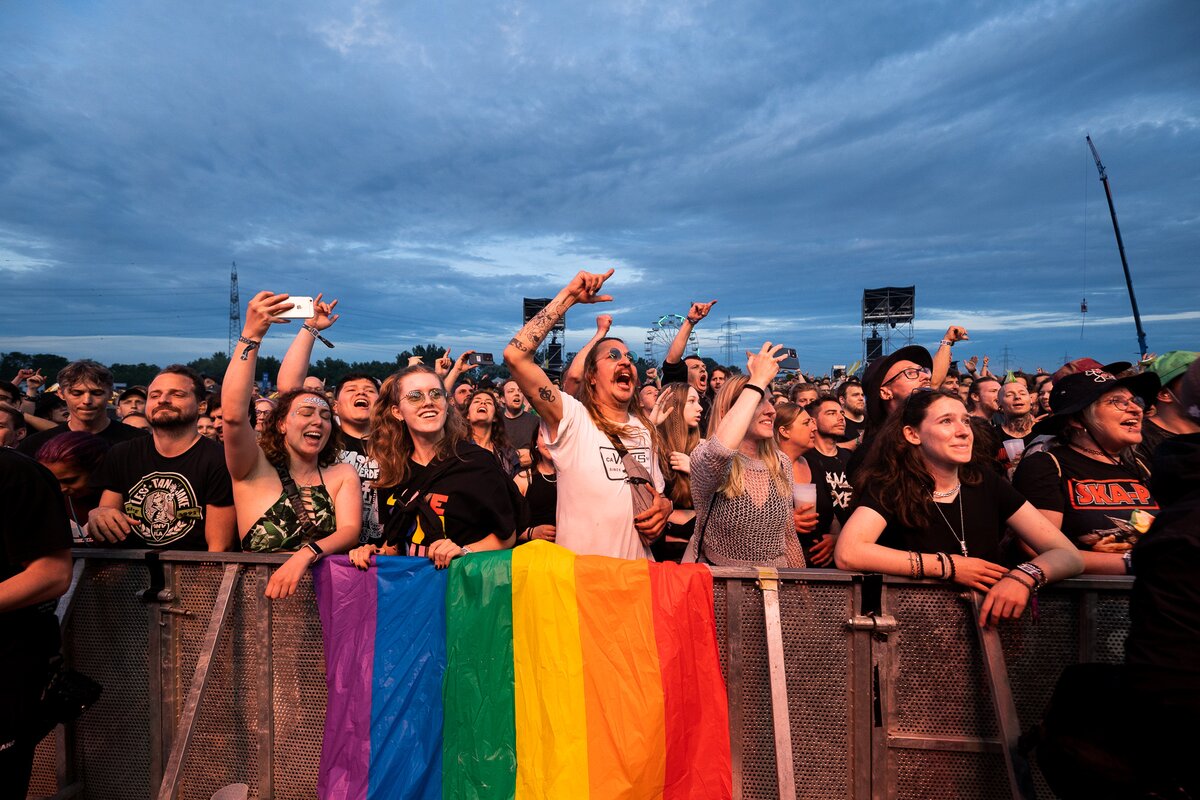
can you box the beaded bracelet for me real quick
[907,551,919,579]
[1000,573,1035,594]
[943,553,957,582]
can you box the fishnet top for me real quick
[687,437,806,568]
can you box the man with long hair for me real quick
[503,269,672,559]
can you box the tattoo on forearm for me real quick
[538,386,555,403]
[508,337,530,353]
[515,300,564,351]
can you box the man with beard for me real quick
[87,365,235,551]
[994,377,1038,473]
[500,379,538,467]
[18,360,147,456]
[275,298,385,543]
[837,379,866,448]
[661,300,716,427]
[505,269,671,559]
[968,375,1001,422]
[804,396,854,566]
[709,366,729,396]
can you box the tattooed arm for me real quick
[503,269,615,438]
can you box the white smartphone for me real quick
[279,296,315,319]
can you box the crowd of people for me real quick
[3,269,1198,795]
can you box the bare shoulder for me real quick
[325,462,360,489]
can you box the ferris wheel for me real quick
[644,314,698,365]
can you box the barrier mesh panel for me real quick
[28,730,58,797]
[175,564,261,799]
[891,584,997,738]
[894,749,1010,800]
[733,580,779,800]
[781,582,853,799]
[67,561,151,800]
[1094,592,1130,664]
[271,573,327,799]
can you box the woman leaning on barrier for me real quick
[223,292,362,598]
[683,343,807,568]
[349,365,520,570]
[834,389,1083,627]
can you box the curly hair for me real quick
[706,374,789,500]
[258,389,342,470]
[574,337,663,454]
[854,389,982,529]
[369,365,469,487]
[655,382,700,507]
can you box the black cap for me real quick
[118,385,147,402]
[1032,369,1160,436]
[863,345,933,424]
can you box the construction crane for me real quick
[1086,135,1148,359]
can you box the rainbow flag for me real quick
[313,541,732,800]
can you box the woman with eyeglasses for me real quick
[1012,369,1160,573]
[684,343,807,567]
[835,389,1083,626]
[503,269,672,560]
[349,365,521,570]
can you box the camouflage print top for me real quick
[241,483,336,553]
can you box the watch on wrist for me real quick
[304,541,324,562]
[460,545,473,556]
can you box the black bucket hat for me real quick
[1031,368,1160,436]
[863,345,933,424]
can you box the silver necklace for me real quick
[930,482,961,499]
[929,492,968,557]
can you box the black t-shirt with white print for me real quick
[339,434,382,544]
[807,446,854,535]
[92,435,233,550]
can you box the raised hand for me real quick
[596,314,613,333]
[307,292,340,330]
[686,300,718,325]
[746,342,786,388]
[244,291,295,338]
[564,269,615,306]
[943,325,969,343]
[435,349,452,377]
[455,350,479,372]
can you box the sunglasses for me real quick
[401,388,447,406]
[604,347,636,364]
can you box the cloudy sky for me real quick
[2,0,1197,375]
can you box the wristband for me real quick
[304,540,324,562]
[460,545,473,556]
[945,553,957,582]
[741,383,766,399]
[302,324,336,349]
[999,573,1034,594]
[238,336,261,361]
[1123,551,1133,575]
[939,339,954,348]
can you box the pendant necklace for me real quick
[929,491,968,557]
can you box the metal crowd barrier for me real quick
[28,550,1132,800]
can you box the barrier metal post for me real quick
[968,593,1037,800]
[157,563,242,800]
[755,567,796,799]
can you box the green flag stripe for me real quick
[443,549,517,800]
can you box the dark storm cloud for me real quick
[1,0,1197,369]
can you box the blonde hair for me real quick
[369,365,468,487]
[706,375,789,500]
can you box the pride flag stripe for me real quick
[316,542,732,800]
[443,550,515,800]
[576,555,667,800]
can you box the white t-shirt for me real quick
[542,393,665,560]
